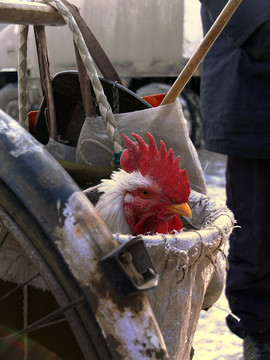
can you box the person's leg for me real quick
[225,156,270,336]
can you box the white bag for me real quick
[115,190,234,360]
[76,98,207,194]
[45,137,76,162]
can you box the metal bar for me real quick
[0,0,65,26]
[0,274,40,304]
[28,318,67,331]
[0,296,84,344]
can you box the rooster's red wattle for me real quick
[95,132,192,235]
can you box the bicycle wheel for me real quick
[0,113,112,359]
[0,192,106,359]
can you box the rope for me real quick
[43,0,123,160]
[18,25,29,130]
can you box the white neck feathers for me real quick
[95,169,151,234]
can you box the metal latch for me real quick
[99,236,158,297]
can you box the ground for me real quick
[193,291,243,359]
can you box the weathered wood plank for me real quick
[0,0,65,25]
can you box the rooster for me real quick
[95,132,192,235]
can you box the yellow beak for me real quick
[165,203,192,219]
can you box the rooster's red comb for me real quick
[120,132,190,203]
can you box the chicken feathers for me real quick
[96,132,191,235]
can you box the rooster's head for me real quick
[118,132,191,235]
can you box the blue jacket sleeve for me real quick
[199,0,270,47]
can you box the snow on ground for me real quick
[193,291,243,359]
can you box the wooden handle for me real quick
[34,26,58,141]
[0,0,65,25]
[161,0,242,105]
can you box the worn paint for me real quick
[0,114,43,158]
[55,191,104,285]
[96,294,168,359]
[55,191,169,359]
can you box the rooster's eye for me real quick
[140,189,151,198]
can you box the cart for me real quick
[0,1,239,359]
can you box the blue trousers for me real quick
[225,156,270,338]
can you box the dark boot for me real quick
[244,331,270,360]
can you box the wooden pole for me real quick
[34,26,58,141]
[0,0,65,26]
[161,0,242,105]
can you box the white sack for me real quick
[115,191,234,360]
[75,99,207,194]
[45,137,76,162]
